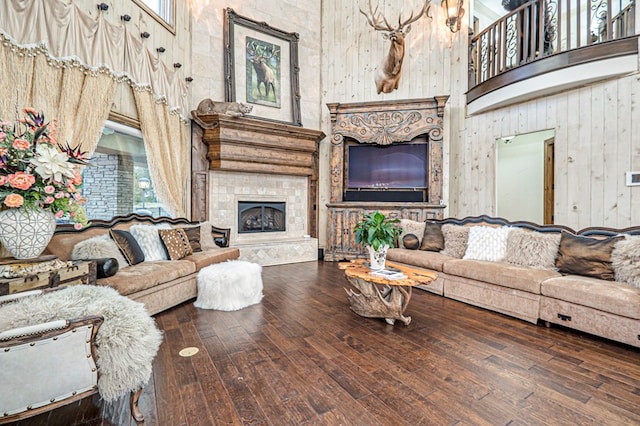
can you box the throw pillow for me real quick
[402,234,420,250]
[399,219,426,248]
[71,234,129,269]
[110,229,145,265]
[463,226,511,262]
[419,222,445,251]
[158,228,193,260]
[610,235,640,288]
[555,232,623,281]
[130,224,169,261]
[440,224,469,258]
[174,221,218,251]
[183,226,202,252]
[503,228,561,269]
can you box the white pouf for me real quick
[194,260,263,311]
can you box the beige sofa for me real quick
[387,215,640,348]
[46,214,240,315]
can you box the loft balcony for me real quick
[468,0,638,114]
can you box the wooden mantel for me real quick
[190,112,325,237]
[195,114,325,176]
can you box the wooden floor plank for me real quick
[20,261,640,426]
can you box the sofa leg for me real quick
[544,321,551,328]
[130,387,144,422]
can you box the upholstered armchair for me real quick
[0,289,145,424]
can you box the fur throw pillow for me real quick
[71,234,129,269]
[611,235,640,288]
[440,224,469,258]
[503,228,561,269]
[398,219,426,248]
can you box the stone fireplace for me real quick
[191,112,325,266]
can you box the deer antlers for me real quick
[359,0,431,34]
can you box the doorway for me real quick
[496,130,555,224]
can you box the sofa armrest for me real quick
[0,315,103,424]
[211,225,231,248]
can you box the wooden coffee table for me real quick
[339,259,437,325]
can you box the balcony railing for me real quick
[469,0,637,89]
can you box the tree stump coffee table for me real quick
[339,260,437,325]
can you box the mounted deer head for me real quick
[360,0,431,94]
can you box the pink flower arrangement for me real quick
[0,108,90,228]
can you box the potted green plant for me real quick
[353,211,401,270]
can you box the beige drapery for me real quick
[0,0,189,119]
[0,0,191,216]
[0,35,117,153]
[133,89,188,218]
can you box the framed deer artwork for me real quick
[223,8,302,126]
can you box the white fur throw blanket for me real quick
[0,285,163,401]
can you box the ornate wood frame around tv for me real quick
[325,97,449,261]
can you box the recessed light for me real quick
[178,347,199,357]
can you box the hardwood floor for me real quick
[11,261,640,425]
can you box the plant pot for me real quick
[0,208,56,259]
[367,244,389,270]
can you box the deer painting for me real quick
[360,0,431,94]
[246,39,279,103]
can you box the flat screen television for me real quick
[347,142,428,190]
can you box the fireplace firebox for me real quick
[238,201,286,233]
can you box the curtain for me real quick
[0,0,189,119]
[133,89,189,218]
[0,34,117,153]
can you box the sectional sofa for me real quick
[387,215,640,348]
[46,213,240,315]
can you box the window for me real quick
[132,0,174,31]
[82,121,169,220]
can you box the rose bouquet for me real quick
[0,108,90,229]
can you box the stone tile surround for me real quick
[209,171,317,266]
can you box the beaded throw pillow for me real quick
[158,228,193,260]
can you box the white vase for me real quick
[0,208,56,259]
[367,244,389,270]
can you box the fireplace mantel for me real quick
[195,113,325,176]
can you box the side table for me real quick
[0,256,97,296]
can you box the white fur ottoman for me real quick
[194,260,263,311]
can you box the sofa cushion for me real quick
[443,259,561,294]
[158,229,193,260]
[183,226,202,252]
[503,228,561,269]
[541,275,640,319]
[611,235,640,288]
[555,232,623,281]
[440,224,469,258]
[71,234,129,269]
[175,221,219,251]
[182,248,242,272]
[130,224,169,261]
[387,248,453,272]
[419,222,444,251]
[110,229,145,265]
[97,260,196,296]
[463,226,511,262]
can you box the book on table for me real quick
[370,269,407,280]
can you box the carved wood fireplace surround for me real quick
[191,112,325,265]
[325,97,448,261]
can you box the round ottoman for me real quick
[194,260,263,311]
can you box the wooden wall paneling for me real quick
[577,87,593,229]
[602,80,619,225]
[631,77,640,226]
[554,94,569,225]
[590,84,605,226]
[617,77,633,226]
